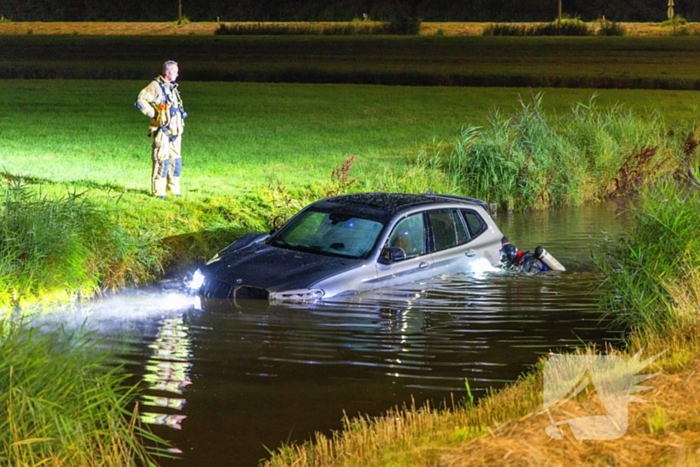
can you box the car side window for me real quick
[460,209,487,238]
[428,209,468,252]
[386,213,426,259]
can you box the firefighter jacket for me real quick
[135,76,187,138]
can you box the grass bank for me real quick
[261,181,700,467]
[1,81,699,311]
[2,35,700,88]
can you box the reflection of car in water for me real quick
[192,192,507,304]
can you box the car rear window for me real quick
[460,209,487,238]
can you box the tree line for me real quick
[2,0,698,23]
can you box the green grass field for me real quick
[3,80,700,197]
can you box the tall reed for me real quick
[427,92,681,211]
[0,319,168,466]
[0,180,162,311]
[594,181,700,335]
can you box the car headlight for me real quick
[189,269,205,291]
[269,289,325,303]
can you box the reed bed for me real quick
[0,181,163,310]
[481,18,626,37]
[215,21,387,35]
[595,181,700,334]
[0,21,690,38]
[0,319,168,466]
[405,92,689,211]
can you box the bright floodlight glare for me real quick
[189,269,205,291]
[160,292,195,311]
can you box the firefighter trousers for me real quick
[151,131,182,197]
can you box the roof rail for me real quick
[427,193,489,211]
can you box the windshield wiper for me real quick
[271,239,295,250]
[271,240,322,254]
[273,240,354,258]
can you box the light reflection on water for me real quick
[38,201,628,466]
[140,316,192,431]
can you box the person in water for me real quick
[499,236,547,274]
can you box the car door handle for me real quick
[465,249,476,257]
[419,261,430,269]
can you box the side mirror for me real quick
[379,247,406,265]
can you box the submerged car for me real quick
[193,192,505,304]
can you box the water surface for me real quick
[49,201,628,466]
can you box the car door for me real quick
[427,208,496,275]
[374,212,434,289]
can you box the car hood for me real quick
[202,243,362,291]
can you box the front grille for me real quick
[234,286,269,301]
[200,279,233,299]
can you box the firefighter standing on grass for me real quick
[135,60,187,199]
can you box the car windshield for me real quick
[270,209,385,259]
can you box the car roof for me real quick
[311,192,489,222]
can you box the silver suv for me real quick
[194,193,505,304]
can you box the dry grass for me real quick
[439,346,700,467]
[0,21,694,36]
[0,21,221,35]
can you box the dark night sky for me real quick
[0,0,695,23]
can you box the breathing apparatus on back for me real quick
[499,236,565,273]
